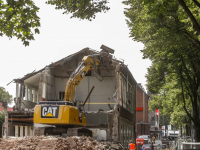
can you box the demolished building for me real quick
[5,45,137,146]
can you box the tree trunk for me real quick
[178,0,200,35]
[194,122,200,142]
[185,125,190,136]
[180,127,182,137]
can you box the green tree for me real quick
[0,113,5,138]
[0,0,109,46]
[149,81,191,135]
[0,87,10,138]
[0,0,40,46]
[124,0,200,141]
[46,0,110,20]
[2,0,200,47]
[0,87,12,105]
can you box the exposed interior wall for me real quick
[14,74,40,109]
[22,73,41,106]
[46,69,55,100]
[54,77,68,100]
[76,76,117,111]
[36,67,56,101]
[44,53,89,101]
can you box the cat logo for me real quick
[41,105,59,118]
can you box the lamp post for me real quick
[141,121,143,135]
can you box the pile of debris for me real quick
[0,136,126,150]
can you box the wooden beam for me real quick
[83,86,95,107]
[8,118,33,122]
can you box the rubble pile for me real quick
[0,136,126,150]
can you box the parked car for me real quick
[144,147,158,150]
[161,137,169,140]
[142,144,151,150]
[138,135,151,144]
[159,144,168,150]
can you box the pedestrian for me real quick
[152,135,155,144]
[128,140,135,150]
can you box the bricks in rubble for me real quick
[0,136,125,150]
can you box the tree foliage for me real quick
[124,0,200,141]
[0,86,12,105]
[0,0,109,46]
[46,0,110,20]
[149,81,191,128]
[0,0,40,46]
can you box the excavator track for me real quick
[35,125,92,137]
[67,127,92,137]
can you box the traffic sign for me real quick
[136,138,144,145]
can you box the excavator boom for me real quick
[64,55,101,102]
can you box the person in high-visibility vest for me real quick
[152,135,155,144]
[128,140,135,150]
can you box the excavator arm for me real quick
[64,54,101,102]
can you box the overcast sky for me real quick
[0,1,151,106]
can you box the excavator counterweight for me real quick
[34,101,86,126]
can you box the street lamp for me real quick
[141,121,143,135]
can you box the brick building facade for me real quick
[136,84,150,136]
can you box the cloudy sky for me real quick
[0,1,151,106]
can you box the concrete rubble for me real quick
[0,136,126,150]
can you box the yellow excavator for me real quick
[34,53,111,136]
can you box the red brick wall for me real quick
[136,85,150,136]
[136,124,150,136]
[145,94,149,123]
[136,86,143,123]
